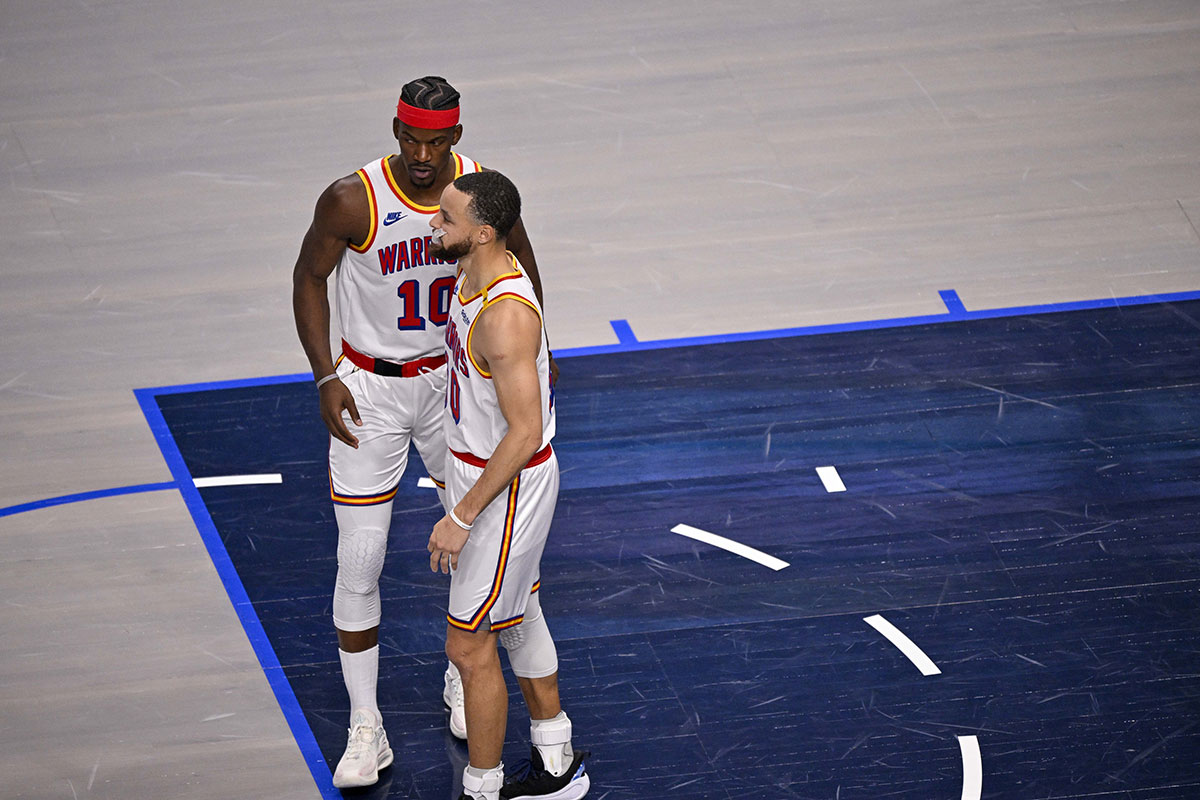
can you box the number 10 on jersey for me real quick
[397,276,456,330]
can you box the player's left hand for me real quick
[428,515,470,574]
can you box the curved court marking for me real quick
[957,735,983,800]
[671,523,790,570]
[863,614,942,676]
[193,474,282,488]
[0,481,178,518]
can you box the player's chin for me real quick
[408,168,435,187]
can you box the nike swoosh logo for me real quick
[383,212,406,226]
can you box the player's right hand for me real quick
[319,378,362,448]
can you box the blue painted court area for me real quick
[148,300,1200,799]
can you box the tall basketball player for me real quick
[428,172,589,800]
[291,76,545,789]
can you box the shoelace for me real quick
[346,722,377,748]
[503,758,538,784]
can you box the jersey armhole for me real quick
[347,170,377,253]
[468,294,544,380]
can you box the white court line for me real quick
[670,524,790,571]
[816,465,846,492]
[417,477,436,489]
[957,735,982,800]
[863,614,942,676]
[193,474,283,488]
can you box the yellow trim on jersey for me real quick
[467,291,543,380]
[486,293,543,326]
[456,253,523,305]
[347,169,377,253]
[381,151,469,214]
[465,308,488,378]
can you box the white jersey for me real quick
[335,152,483,363]
[443,256,555,460]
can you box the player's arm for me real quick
[505,217,544,307]
[291,176,370,448]
[506,216,559,383]
[480,166,544,306]
[428,301,544,573]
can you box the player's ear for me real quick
[477,225,495,246]
[393,118,401,141]
[452,125,463,146]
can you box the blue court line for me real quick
[133,388,339,798]
[7,287,1199,512]
[609,318,638,345]
[939,289,968,318]
[140,370,315,396]
[94,283,1196,797]
[0,284,1183,794]
[559,287,1200,357]
[125,287,1200,396]
[0,481,177,518]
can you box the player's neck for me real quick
[387,154,454,206]
[459,243,514,297]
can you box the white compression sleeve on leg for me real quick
[498,590,558,679]
[332,503,391,631]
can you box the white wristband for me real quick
[449,508,473,531]
[315,373,340,389]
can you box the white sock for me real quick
[339,645,379,721]
[531,711,574,777]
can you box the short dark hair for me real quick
[454,172,521,239]
[399,76,460,110]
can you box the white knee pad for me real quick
[499,591,558,679]
[332,505,391,631]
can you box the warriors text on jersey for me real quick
[443,256,555,460]
[336,152,483,364]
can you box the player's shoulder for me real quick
[317,170,371,220]
[454,152,485,174]
[479,289,541,337]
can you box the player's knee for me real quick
[446,628,498,677]
[499,608,559,679]
[335,525,387,594]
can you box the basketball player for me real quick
[427,171,589,800]
[291,76,545,789]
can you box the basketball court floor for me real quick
[2,3,1198,799]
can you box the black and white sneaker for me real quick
[500,748,590,800]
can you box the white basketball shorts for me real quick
[327,356,448,505]
[446,446,559,632]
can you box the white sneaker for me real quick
[332,708,393,788]
[443,667,467,739]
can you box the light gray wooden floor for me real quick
[2,2,1198,797]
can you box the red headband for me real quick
[396,99,460,129]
